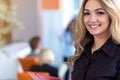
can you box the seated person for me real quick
[27,36,41,57]
[29,48,58,77]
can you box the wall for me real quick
[41,0,59,10]
[40,0,77,67]
[10,0,41,42]
[40,0,64,67]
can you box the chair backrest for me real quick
[18,57,39,71]
[38,72,50,76]
[17,72,54,80]
[17,72,33,80]
[29,72,61,80]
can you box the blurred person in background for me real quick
[60,19,76,80]
[62,19,76,62]
[29,48,58,77]
[27,36,41,57]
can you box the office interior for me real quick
[0,0,82,80]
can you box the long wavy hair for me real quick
[69,0,120,66]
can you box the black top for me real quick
[29,64,58,77]
[72,37,120,80]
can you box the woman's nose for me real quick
[89,14,97,22]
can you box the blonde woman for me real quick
[70,0,120,80]
[29,48,58,77]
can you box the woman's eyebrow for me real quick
[84,8,105,12]
[84,9,89,11]
[95,8,105,11]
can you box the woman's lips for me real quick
[88,24,101,29]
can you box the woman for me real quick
[70,0,120,80]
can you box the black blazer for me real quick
[72,38,120,80]
[29,64,58,77]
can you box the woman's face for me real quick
[83,0,110,37]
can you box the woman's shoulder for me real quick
[116,44,120,53]
[113,44,120,59]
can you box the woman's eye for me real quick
[97,12,105,15]
[84,12,90,16]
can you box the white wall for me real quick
[60,0,74,29]
[42,10,63,67]
[11,0,41,41]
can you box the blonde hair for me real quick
[38,48,55,66]
[69,0,120,66]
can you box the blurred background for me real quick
[0,0,83,80]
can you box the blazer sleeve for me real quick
[116,59,120,80]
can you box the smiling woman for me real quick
[68,0,120,80]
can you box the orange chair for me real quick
[17,72,55,80]
[38,72,50,76]
[17,72,33,80]
[18,57,39,71]
[29,72,61,80]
